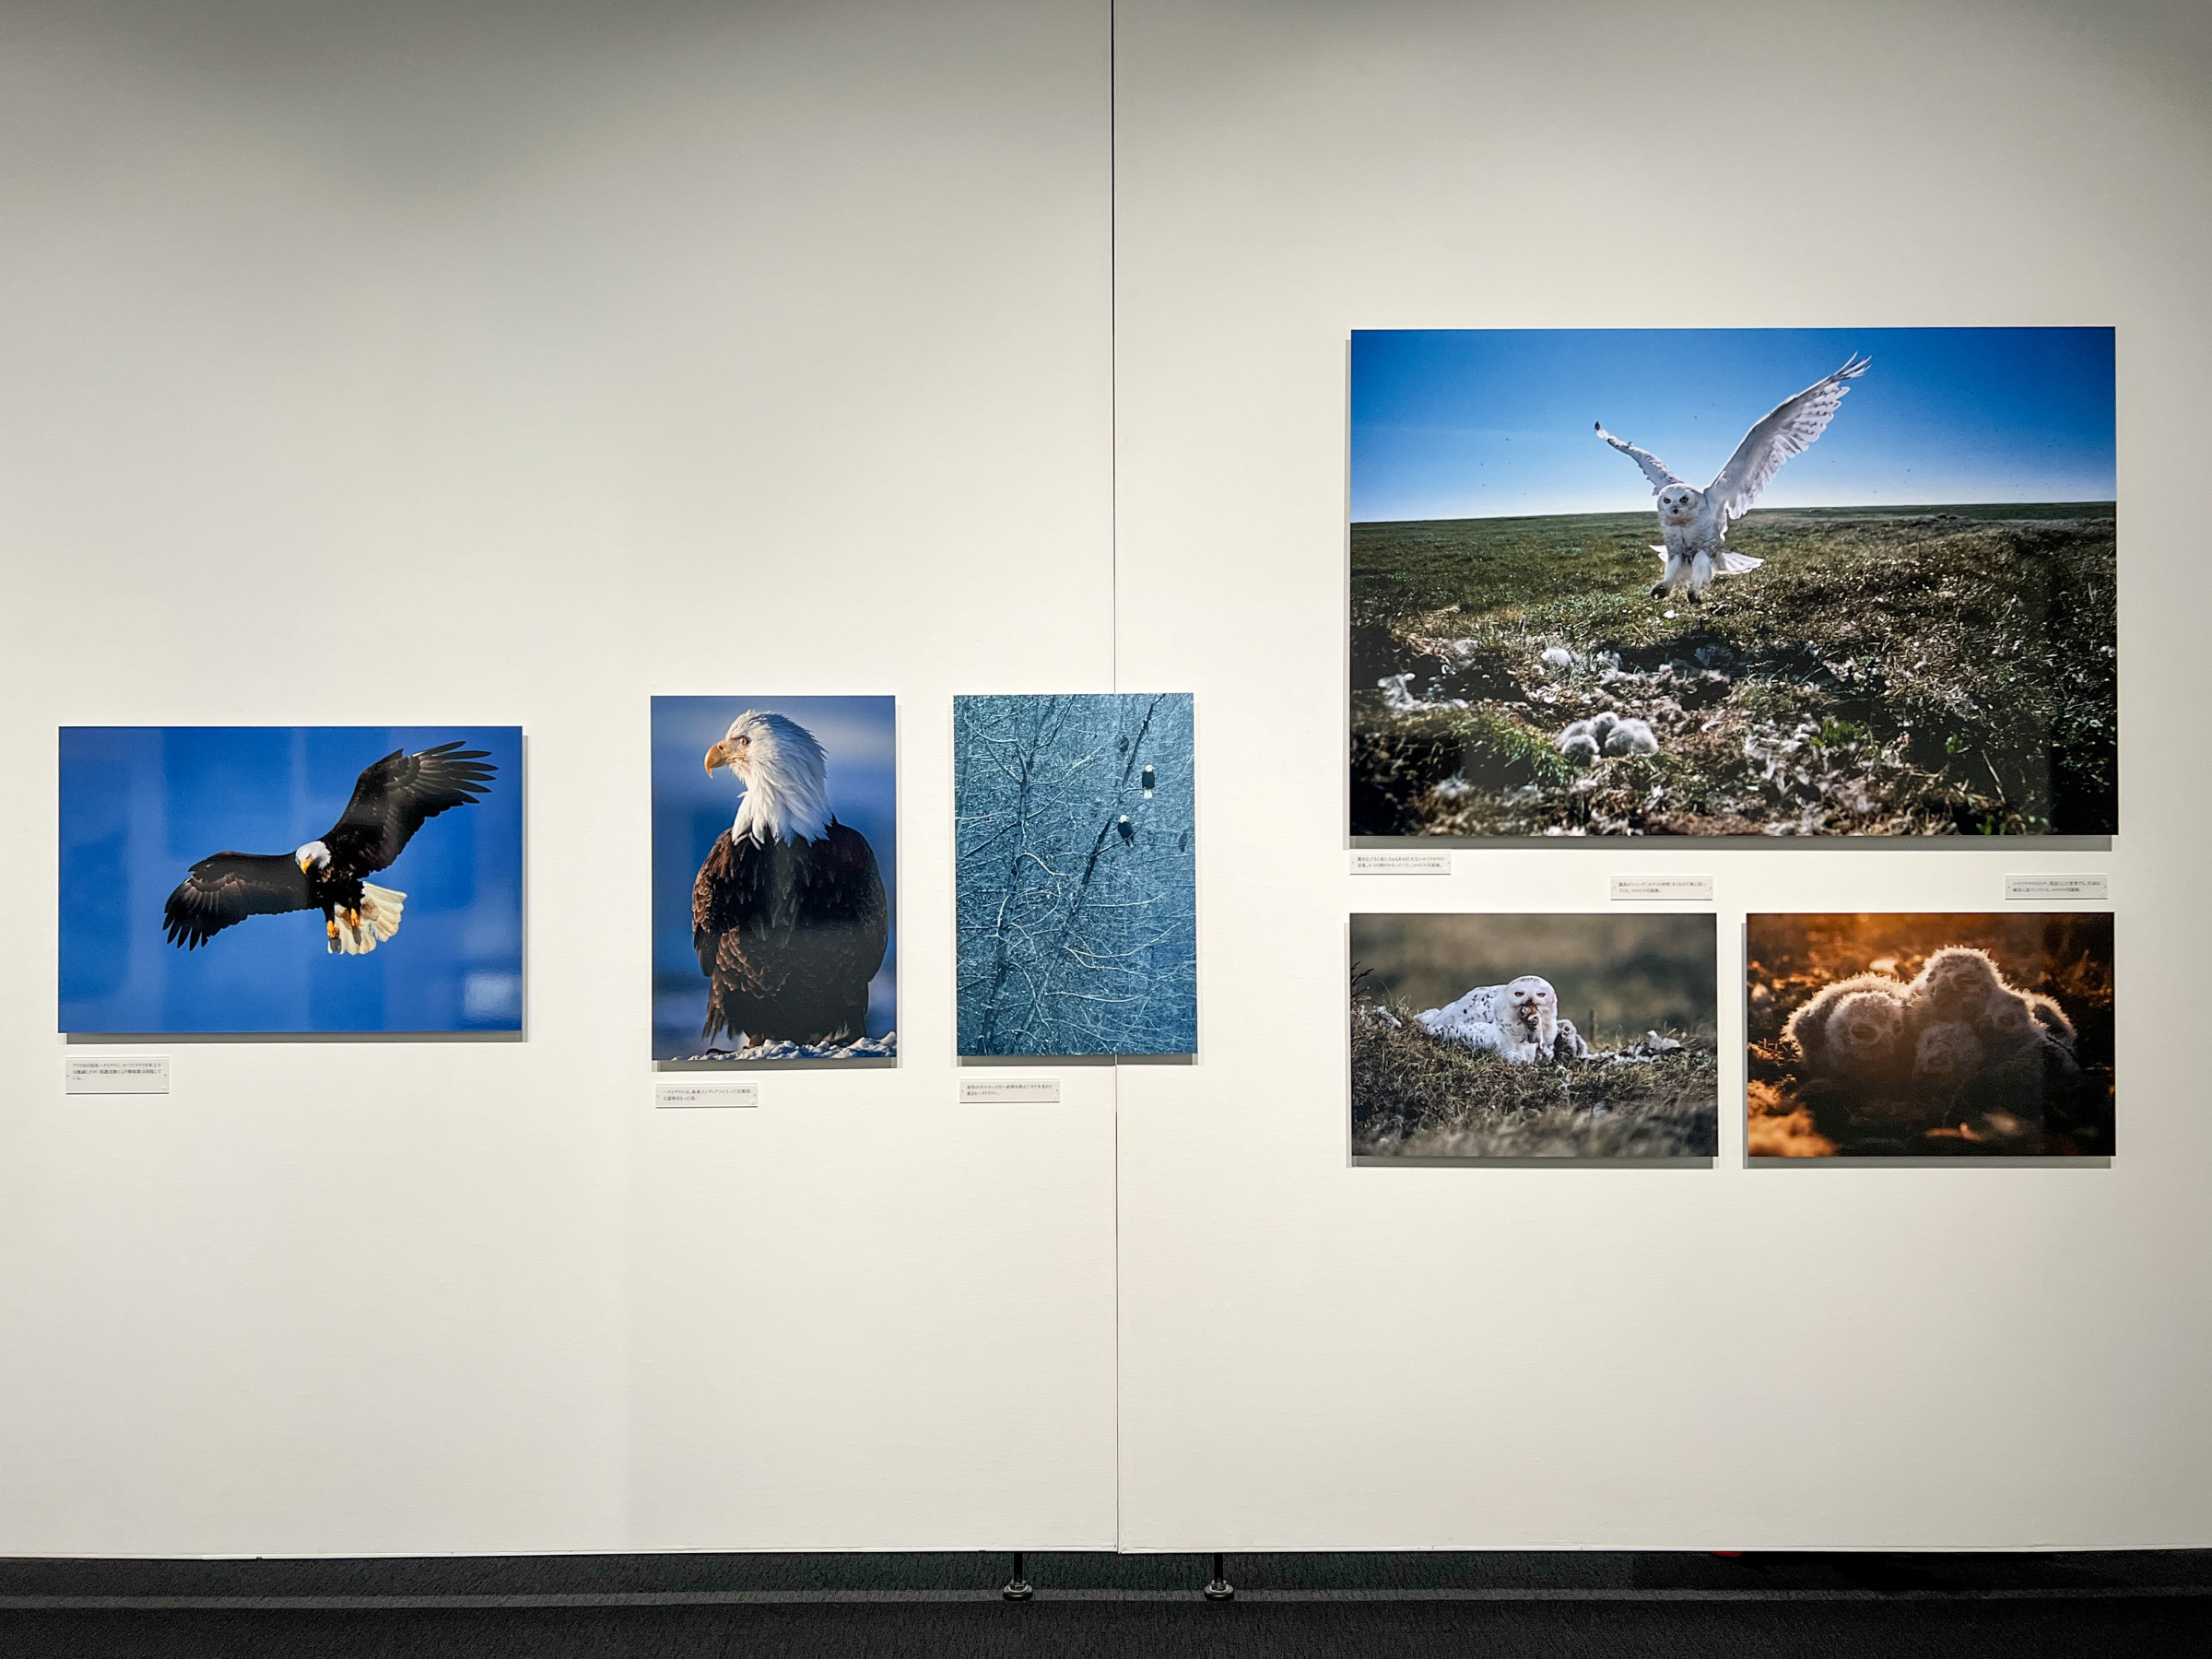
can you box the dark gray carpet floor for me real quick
[4,1550,2207,1656]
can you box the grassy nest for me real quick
[1350,505,2116,836]
[1351,1002,1718,1159]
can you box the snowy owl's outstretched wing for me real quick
[1594,423,1682,492]
[1705,355,1870,524]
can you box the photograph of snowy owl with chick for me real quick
[1747,912,2112,1158]
[1351,328,2116,838]
[1351,913,1717,1160]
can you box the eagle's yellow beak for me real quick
[297,851,315,873]
[704,739,734,776]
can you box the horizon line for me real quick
[1350,499,2117,527]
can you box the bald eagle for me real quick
[161,741,496,956]
[694,711,888,1050]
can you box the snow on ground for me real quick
[677,1032,898,1062]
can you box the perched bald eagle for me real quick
[161,742,496,955]
[694,711,888,1050]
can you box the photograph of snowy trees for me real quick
[955,693,1196,1056]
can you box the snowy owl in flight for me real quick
[1596,355,1870,601]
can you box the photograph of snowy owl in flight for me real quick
[1350,327,2116,838]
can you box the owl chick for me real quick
[1787,986,1911,1092]
[1555,720,1600,767]
[1784,972,1910,1075]
[1976,987,2054,1061]
[1905,947,2011,1028]
[1912,1019,1985,1092]
[2023,990,2077,1048]
[1604,717,1658,758]
[1549,1016,1594,1063]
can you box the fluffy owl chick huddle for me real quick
[1783,947,2080,1146]
[1556,711,1658,768]
[1417,974,1594,1065]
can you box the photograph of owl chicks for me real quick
[1746,913,2113,1157]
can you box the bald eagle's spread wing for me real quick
[692,821,888,1047]
[1594,424,1683,492]
[163,853,317,948]
[325,741,497,876]
[1706,355,1871,525]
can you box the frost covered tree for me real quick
[955,693,1196,1055]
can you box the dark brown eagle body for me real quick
[691,820,888,1047]
[162,742,496,952]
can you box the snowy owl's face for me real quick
[1657,486,1700,525]
[1505,976,1556,1020]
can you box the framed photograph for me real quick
[652,696,896,1063]
[1747,912,2113,1158]
[1350,327,2117,838]
[955,693,1196,1056]
[1350,912,1718,1159]
[59,726,523,1035]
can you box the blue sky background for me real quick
[1350,328,2116,523]
[651,696,896,1059]
[59,726,523,1034]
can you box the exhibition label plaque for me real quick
[1350,851,1453,875]
[65,1055,169,1095]
[1610,876,1714,902]
[655,1081,759,1109]
[959,1077,1061,1104]
[2006,875,2109,902]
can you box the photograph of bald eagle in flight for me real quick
[163,742,496,955]
[59,726,524,1035]
[652,697,896,1062]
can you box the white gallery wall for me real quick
[1112,0,2211,1549]
[0,0,1118,1554]
[0,0,2207,1557]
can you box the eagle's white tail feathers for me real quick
[325,884,407,956]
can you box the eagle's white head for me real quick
[1656,483,1701,526]
[296,840,332,874]
[1503,975,1559,1050]
[705,710,833,845]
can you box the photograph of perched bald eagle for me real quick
[59,726,524,1035]
[162,741,496,956]
[652,697,896,1062]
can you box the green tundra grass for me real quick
[1349,504,2117,837]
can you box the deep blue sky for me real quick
[59,726,523,1034]
[1350,328,2116,523]
[651,696,896,1058]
